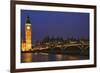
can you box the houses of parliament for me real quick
[21,16,32,51]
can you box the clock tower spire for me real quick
[26,16,31,24]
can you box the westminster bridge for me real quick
[31,40,89,53]
[22,40,89,55]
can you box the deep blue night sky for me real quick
[21,10,89,43]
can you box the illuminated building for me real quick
[21,16,32,51]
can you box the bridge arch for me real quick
[66,46,81,49]
[65,46,81,54]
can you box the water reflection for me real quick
[21,48,89,63]
[48,48,56,61]
[21,53,32,62]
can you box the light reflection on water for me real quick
[21,52,89,63]
[21,53,32,62]
[21,48,89,63]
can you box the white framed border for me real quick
[15,4,95,69]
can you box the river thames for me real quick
[21,48,89,63]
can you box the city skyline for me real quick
[21,10,90,62]
[21,10,89,44]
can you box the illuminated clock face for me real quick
[27,26,30,30]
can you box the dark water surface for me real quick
[21,48,89,63]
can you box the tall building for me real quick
[21,16,32,51]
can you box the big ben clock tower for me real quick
[25,16,32,51]
[21,16,32,51]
